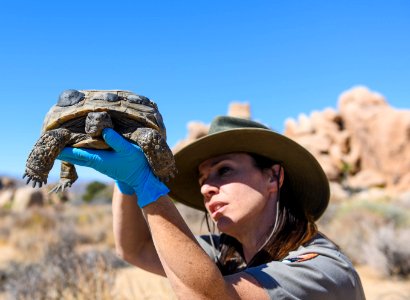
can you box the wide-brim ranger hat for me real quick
[167,116,330,221]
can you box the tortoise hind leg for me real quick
[49,161,78,193]
[130,128,177,181]
[24,128,72,188]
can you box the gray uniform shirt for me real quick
[197,233,366,300]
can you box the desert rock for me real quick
[12,186,44,212]
[176,88,410,194]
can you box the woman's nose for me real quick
[200,182,219,202]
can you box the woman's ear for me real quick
[273,164,284,188]
[266,164,284,191]
[269,164,285,187]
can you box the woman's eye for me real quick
[218,166,232,176]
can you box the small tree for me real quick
[82,181,107,203]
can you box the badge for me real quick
[283,253,319,263]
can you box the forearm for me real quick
[112,185,165,275]
[143,195,238,299]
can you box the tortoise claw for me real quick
[49,179,73,193]
[49,185,59,194]
[24,172,46,189]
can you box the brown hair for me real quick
[215,153,318,275]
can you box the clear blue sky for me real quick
[1,1,409,183]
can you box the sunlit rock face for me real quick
[285,86,410,193]
[175,88,410,194]
[172,102,250,153]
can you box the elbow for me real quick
[115,246,127,261]
[115,245,141,267]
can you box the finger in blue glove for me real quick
[57,128,169,206]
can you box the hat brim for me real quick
[167,128,329,220]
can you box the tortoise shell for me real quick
[24,89,176,191]
[43,89,167,140]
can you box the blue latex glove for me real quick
[57,128,169,207]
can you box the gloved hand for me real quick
[57,128,169,207]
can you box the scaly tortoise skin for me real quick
[24,89,176,192]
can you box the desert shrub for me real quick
[91,184,114,204]
[69,204,114,246]
[5,208,67,261]
[11,207,61,230]
[0,203,133,299]
[365,224,410,278]
[4,226,125,300]
[83,181,107,203]
[5,250,119,300]
[319,199,410,278]
[1,203,115,264]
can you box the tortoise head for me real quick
[85,111,114,137]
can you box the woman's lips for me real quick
[209,202,227,219]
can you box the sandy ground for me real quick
[356,266,410,300]
[114,265,410,300]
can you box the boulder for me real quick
[12,186,44,212]
[0,177,16,190]
[228,102,251,119]
[173,121,209,153]
[284,86,410,193]
[339,86,410,191]
[173,101,250,152]
[0,189,14,207]
[347,169,387,190]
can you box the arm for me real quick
[142,195,269,300]
[112,185,165,276]
[58,129,269,299]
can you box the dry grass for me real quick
[0,203,177,300]
[0,205,120,299]
[1,192,410,299]
[5,245,118,299]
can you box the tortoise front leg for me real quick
[130,128,177,181]
[24,128,72,188]
[49,161,78,193]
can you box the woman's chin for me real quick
[215,216,236,234]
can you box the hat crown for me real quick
[209,116,269,134]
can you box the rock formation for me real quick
[0,176,69,210]
[172,121,209,153]
[228,102,251,119]
[12,186,44,212]
[173,102,251,153]
[0,177,16,207]
[173,87,410,194]
[285,86,410,193]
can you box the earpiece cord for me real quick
[205,211,219,262]
[255,165,282,254]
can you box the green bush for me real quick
[82,181,107,203]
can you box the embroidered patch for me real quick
[283,253,319,263]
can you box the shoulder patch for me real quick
[283,253,319,263]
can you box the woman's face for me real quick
[198,153,278,236]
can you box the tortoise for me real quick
[24,89,177,192]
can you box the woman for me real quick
[58,115,366,299]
